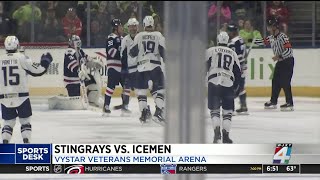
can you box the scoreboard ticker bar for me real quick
[1,164,320,174]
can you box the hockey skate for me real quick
[139,108,149,124]
[213,127,221,144]
[3,140,9,144]
[264,101,277,109]
[121,105,132,116]
[236,106,249,115]
[152,107,165,126]
[102,105,111,117]
[280,103,294,111]
[222,129,233,144]
[23,138,30,144]
[146,105,152,119]
[113,104,123,110]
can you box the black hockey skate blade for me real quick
[152,117,165,127]
[113,105,123,110]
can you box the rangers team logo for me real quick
[273,143,292,164]
[64,165,85,174]
[160,164,177,174]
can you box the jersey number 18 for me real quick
[217,52,232,70]
[2,66,20,86]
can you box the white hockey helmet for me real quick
[69,35,82,49]
[217,31,229,45]
[4,36,20,51]
[127,18,139,26]
[143,16,154,28]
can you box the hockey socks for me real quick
[2,119,16,143]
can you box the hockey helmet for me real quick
[217,31,229,45]
[127,18,139,26]
[267,16,280,28]
[69,35,81,49]
[227,23,239,32]
[111,19,122,28]
[143,16,154,28]
[4,36,20,51]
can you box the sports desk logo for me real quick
[65,165,85,174]
[160,164,177,174]
[273,143,292,164]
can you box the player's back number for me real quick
[2,66,20,86]
[142,41,155,54]
[217,52,232,70]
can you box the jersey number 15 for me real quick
[2,66,20,86]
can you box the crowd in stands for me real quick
[0,1,164,47]
[0,1,289,48]
[208,1,289,47]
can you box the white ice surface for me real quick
[1,97,320,180]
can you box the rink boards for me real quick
[0,48,319,97]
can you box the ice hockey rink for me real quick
[0,97,319,180]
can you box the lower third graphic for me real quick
[160,164,177,174]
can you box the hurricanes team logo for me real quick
[65,165,85,174]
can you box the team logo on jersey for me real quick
[64,165,85,174]
[273,143,292,164]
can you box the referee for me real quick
[255,16,294,111]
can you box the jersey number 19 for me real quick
[142,41,155,54]
[2,66,20,86]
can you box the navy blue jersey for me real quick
[63,47,88,86]
[106,33,122,72]
[228,36,246,66]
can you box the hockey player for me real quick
[0,36,53,143]
[227,23,248,114]
[50,35,104,110]
[103,19,131,115]
[114,17,152,117]
[206,32,241,144]
[129,16,166,124]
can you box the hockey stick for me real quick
[244,37,257,60]
[76,50,89,109]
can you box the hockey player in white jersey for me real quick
[0,36,53,143]
[129,16,166,124]
[206,32,241,143]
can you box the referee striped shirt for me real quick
[255,32,293,61]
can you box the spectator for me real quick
[12,1,41,26]
[12,1,42,41]
[62,8,82,39]
[90,20,105,47]
[238,18,245,30]
[38,7,65,42]
[91,1,110,37]
[0,2,17,42]
[230,1,252,22]
[239,19,263,47]
[208,1,231,24]
[267,1,289,33]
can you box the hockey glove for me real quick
[40,53,53,69]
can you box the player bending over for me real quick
[103,19,131,115]
[0,36,53,143]
[206,32,241,144]
[129,16,166,124]
[49,35,104,110]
